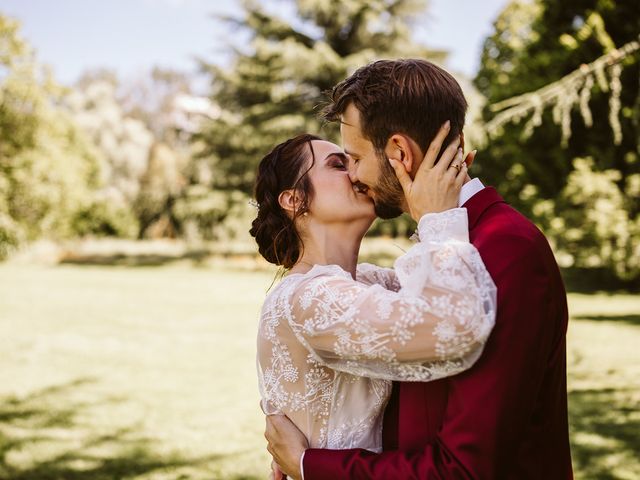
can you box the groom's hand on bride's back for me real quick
[265,414,308,480]
[388,120,472,221]
[269,459,285,480]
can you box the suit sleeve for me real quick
[302,235,563,479]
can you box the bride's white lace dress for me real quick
[256,208,497,452]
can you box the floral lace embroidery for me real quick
[256,208,497,451]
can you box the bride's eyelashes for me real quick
[332,161,347,170]
[327,155,347,170]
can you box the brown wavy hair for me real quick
[249,134,320,269]
[323,59,467,158]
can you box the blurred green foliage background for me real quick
[1,0,638,286]
[1,0,639,478]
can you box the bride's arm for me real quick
[288,208,497,382]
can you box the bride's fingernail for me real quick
[443,120,450,130]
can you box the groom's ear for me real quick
[384,134,416,177]
[459,132,476,168]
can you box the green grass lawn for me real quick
[0,263,638,479]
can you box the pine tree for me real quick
[197,0,445,194]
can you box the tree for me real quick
[119,67,193,144]
[197,0,446,194]
[119,68,194,238]
[67,70,196,239]
[475,0,640,285]
[0,15,103,257]
[188,0,450,240]
[0,15,39,160]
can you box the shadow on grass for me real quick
[58,251,265,270]
[59,250,211,268]
[560,267,639,293]
[569,386,640,479]
[572,314,640,327]
[0,378,254,480]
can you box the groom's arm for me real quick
[277,235,565,479]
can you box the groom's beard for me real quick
[371,155,405,220]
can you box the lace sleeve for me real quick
[356,263,400,291]
[288,208,497,382]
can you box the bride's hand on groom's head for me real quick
[388,121,468,221]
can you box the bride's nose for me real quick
[347,160,358,183]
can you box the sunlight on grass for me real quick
[566,293,640,480]
[0,264,638,479]
[0,263,274,479]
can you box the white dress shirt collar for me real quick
[458,177,485,207]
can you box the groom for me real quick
[265,59,573,479]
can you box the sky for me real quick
[0,0,510,87]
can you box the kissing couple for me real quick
[250,59,573,479]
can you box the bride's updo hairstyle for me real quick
[250,133,321,269]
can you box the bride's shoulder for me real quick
[260,264,353,315]
[356,263,398,289]
[356,262,393,277]
[356,262,381,274]
[291,264,351,286]
[268,264,350,296]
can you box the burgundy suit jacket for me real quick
[304,187,573,479]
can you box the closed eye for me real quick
[332,161,347,170]
[326,154,348,170]
[344,150,360,165]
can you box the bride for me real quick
[250,128,497,456]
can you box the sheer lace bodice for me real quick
[256,208,497,452]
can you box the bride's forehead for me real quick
[310,140,343,157]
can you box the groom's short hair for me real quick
[323,59,467,157]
